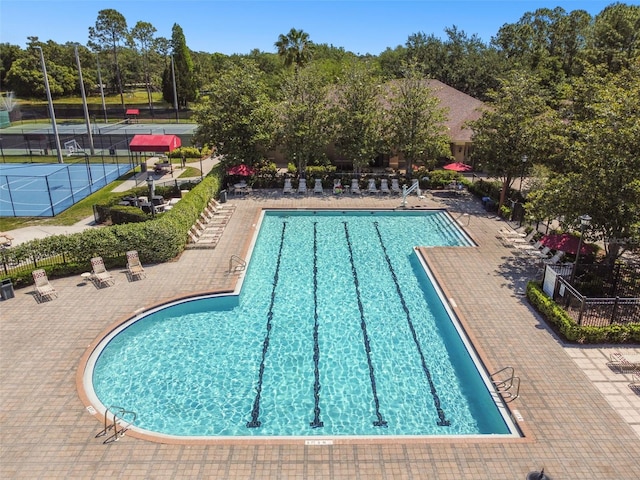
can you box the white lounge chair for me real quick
[283,178,293,195]
[367,178,378,194]
[32,269,57,302]
[380,179,391,194]
[391,178,402,195]
[350,178,361,195]
[313,178,324,195]
[90,256,115,287]
[607,352,640,372]
[126,250,146,280]
[297,178,307,195]
[543,251,565,265]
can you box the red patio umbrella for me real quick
[227,164,256,176]
[539,234,594,255]
[443,162,473,172]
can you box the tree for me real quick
[585,2,640,72]
[333,61,385,174]
[385,64,451,175]
[275,28,314,73]
[469,71,563,209]
[128,21,158,116]
[88,9,128,114]
[275,65,333,174]
[192,61,273,165]
[525,67,640,263]
[162,24,197,108]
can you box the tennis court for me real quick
[0,161,134,217]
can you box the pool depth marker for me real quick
[373,221,450,427]
[310,222,323,428]
[246,221,287,428]
[343,221,388,428]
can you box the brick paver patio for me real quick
[1,189,639,479]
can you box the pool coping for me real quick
[75,208,534,445]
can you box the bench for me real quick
[154,162,172,175]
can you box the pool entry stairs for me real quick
[95,406,137,444]
[490,366,520,402]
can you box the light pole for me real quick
[146,176,156,217]
[35,46,64,164]
[569,214,591,284]
[518,155,528,193]
[74,45,95,155]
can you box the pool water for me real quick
[90,210,516,437]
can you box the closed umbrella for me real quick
[539,234,594,255]
[443,162,473,172]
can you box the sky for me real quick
[0,1,634,56]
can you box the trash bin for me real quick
[140,161,147,173]
[219,190,227,203]
[0,278,14,300]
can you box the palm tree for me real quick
[275,28,313,73]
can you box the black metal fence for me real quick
[545,264,640,326]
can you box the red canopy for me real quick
[227,164,256,176]
[125,109,139,116]
[443,162,473,172]
[540,234,594,255]
[129,134,181,153]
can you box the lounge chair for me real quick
[630,372,640,392]
[526,246,551,258]
[380,179,391,194]
[283,178,293,195]
[498,227,527,237]
[391,178,402,195]
[333,179,343,194]
[514,240,543,251]
[297,178,307,195]
[126,250,146,280]
[607,352,640,372]
[313,178,324,195]
[350,178,361,195]
[90,256,115,287]
[32,269,57,302]
[543,251,565,265]
[367,178,378,194]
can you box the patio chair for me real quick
[607,352,640,372]
[333,178,343,194]
[297,178,307,195]
[380,179,391,194]
[543,251,565,265]
[390,178,402,195]
[283,178,293,195]
[32,269,57,302]
[313,178,324,195]
[90,256,115,287]
[350,178,361,195]
[367,178,378,194]
[630,372,640,392]
[126,250,146,281]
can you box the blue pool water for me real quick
[89,210,516,437]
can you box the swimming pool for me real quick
[85,210,519,439]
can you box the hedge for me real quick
[1,165,224,289]
[526,281,640,344]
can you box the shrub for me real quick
[526,281,640,344]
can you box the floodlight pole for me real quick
[96,55,108,123]
[569,214,592,284]
[171,55,179,123]
[75,45,95,155]
[35,46,64,164]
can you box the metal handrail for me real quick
[490,366,520,403]
[228,255,246,273]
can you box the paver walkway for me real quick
[1,189,639,479]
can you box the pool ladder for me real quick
[228,255,246,274]
[490,366,520,403]
[95,406,137,444]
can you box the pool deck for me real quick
[1,189,639,479]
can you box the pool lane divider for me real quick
[246,221,288,428]
[342,221,388,428]
[310,222,323,428]
[373,221,451,427]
